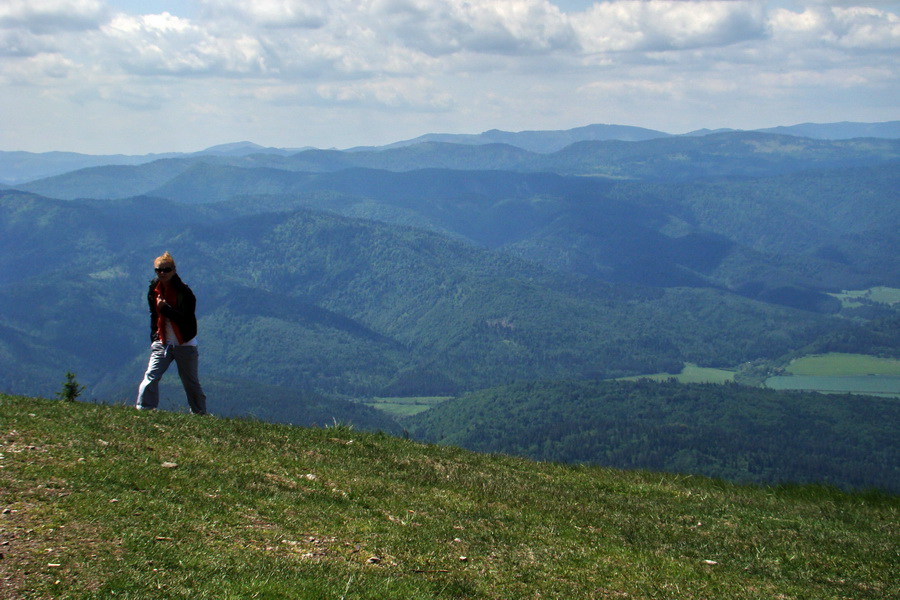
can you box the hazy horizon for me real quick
[2,1,898,155]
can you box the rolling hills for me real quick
[4,120,899,184]
[15,132,900,200]
[1,125,899,494]
[0,188,839,399]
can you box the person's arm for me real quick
[147,286,159,341]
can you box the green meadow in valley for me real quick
[786,353,900,377]
[765,353,900,398]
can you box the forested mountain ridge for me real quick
[4,120,899,184]
[2,126,899,492]
[1,189,839,403]
[12,155,899,310]
[755,120,900,140]
[378,120,900,150]
[15,132,900,201]
[376,122,671,151]
[406,379,900,493]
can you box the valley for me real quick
[1,124,898,492]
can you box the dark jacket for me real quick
[147,274,198,344]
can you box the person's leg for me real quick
[136,342,173,410]
[173,346,207,415]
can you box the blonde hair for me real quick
[154,251,176,268]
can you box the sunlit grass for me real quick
[830,286,900,308]
[786,353,900,376]
[1,394,897,599]
[358,396,453,418]
[620,363,736,384]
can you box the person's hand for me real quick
[156,296,167,310]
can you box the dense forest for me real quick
[2,131,898,401]
[0,191,844,400]
[407,379,900,493]
[796,313,900,358]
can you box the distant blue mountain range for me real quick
[2,121,898,185]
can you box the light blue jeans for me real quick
[136,342,207,414]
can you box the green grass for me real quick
[2,394,898,599]
[766,353,900,398]
[786,353,900,377]
[765,375,900,398]
[358,396,454,418]
[830,286,900,308]
[620,363,736,385]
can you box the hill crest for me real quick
[4,120,899,184]
[1,393,897,599]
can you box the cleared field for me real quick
[620,363,736,384]
[359,396,454,418]
[765,353,900,398]
[830,286,900,308]
[786,353,900,377]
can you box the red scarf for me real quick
[155,281,185,345]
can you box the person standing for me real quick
[136,251,207,414]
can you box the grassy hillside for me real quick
[2,395,897,600]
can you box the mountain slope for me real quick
[0,150,184,186]
[756,120,900,140]
[376,123,672,152]
[537,132,900,179]
[3,134,897,421]
[17,132,900,198]
[0,190,837,400]
[12,133,898,307]
[14,159,197,200]
[407,379,900,493]
[6,121,899,184]
[1,394,897,599]
[141,161,900,300]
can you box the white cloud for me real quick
[575,1,768,53]
[0,0,109,33]
[0,29,58,58]
[832,6,900,48]
[6,2,896,82]
[1,0,898,153]
[0,0,110,62]
[198,0,330,29]
[367,0,577,56]
[3,52,78,82]
[102,12,270,75]
[771,4,900,49]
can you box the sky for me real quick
[1,0,898,155]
